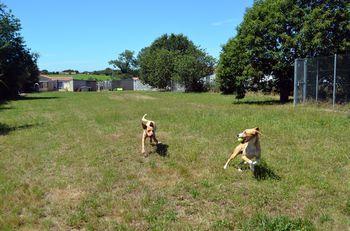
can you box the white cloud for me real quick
[210,18,235,27]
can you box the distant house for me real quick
[50,76,74,91]
[73,80,97,91]
[202,73,216,89]
[38,75,73,91]
[38,75,56,91]
[203,73,216,85]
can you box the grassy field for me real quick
[0,91,349,230]
[48,74,112,81]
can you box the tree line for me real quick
[109,34,216,92]
[1,1,349,101]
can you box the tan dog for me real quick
[141,114,160,156]
[223,127,261,171]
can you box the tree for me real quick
[217,0,350,102]
[108,49,138,77]
[0,3,39,99]
[138,33,215,91]
[216,38,249,98]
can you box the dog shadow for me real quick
[253,161,281,181]
[155,143,169,157]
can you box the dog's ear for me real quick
[142,122,147,129]
[254,127,262,135]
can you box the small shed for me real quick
[50,76,74,91]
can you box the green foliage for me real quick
[217,0,350,102]
[242,214,315,231]
[211,219,234,230]
[109,49,138,77]
[138,33,215,91]
[0,3,39,99]
[345,198,350,216]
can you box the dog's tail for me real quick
[142,114,148,123]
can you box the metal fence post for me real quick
[293,59,298,106]
[316,59,319,102]
[303,59,307,103]
[333,54,337,108]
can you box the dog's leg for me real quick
[237,160,245,171]
[252,157,260,165]
[241,156,255,171]
[224,146,241,169]
[153,135,160,144]
[141,132,147,156]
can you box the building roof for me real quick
[39,75,73,81]
[49,76,73,81]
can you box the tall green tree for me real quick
[0,3,39,99]
[108,49,138,78]
[138,33,215,91]
[218,0,350,102]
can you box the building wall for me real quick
[97,81,112,91]
[86,80,97,91]
[134,79,154,91]
[60,80,73,91]
[73,80,97,91]
[111,79,133,90]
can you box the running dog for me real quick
[223,127,261,171]
[141,114,160,156]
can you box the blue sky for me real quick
[2,0,253,72]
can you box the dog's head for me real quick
[237,127,261,143]
[142,122,154,137]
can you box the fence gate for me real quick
[294,59,305,104]
[294,54,350,107]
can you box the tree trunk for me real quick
[278,73,292,103]
[279,86,290,103]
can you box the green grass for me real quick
[48,74,113,81]
[0,91,349,230]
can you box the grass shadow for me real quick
[155,143,169,157]
[253,160,281,181]
[15,96,60,101]
[233,99,292,105]
[0,106,12,111]
[0,123,36,135]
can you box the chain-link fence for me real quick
[294,54,350,107]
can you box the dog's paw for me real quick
[238,168,243,172]
[249,163,255,171]
[223,165,227,170]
